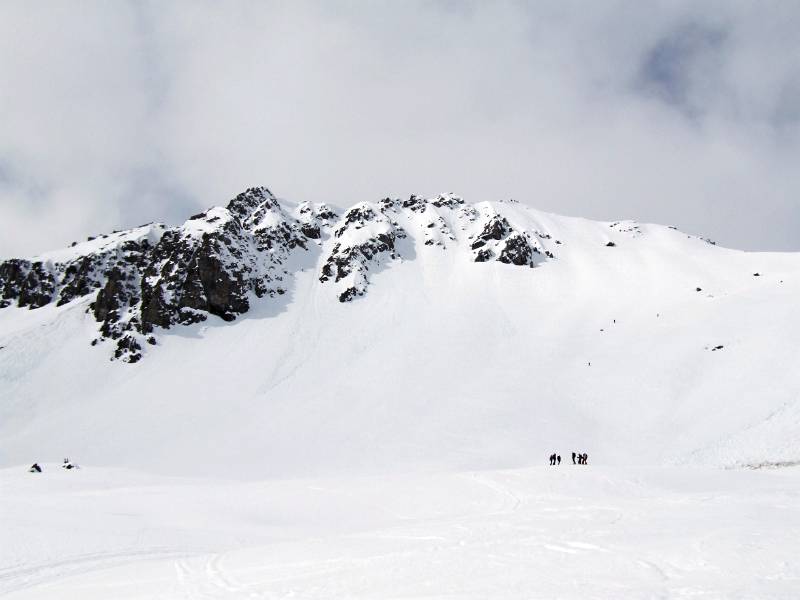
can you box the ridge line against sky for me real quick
[1,1,798,257]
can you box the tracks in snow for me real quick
[173,553,264,599]
[0,548,193,596]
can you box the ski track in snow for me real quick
[2,465,799,599]
[0,549,195,596]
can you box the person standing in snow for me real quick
[29,463,42,473]
[571,452,576,464]
[583,453,588,465]
[557,455,561,465]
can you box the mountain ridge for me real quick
[1,187,799,475]
[0,187,600,362]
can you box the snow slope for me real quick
[1,191,799,476]
[3,190,800,599]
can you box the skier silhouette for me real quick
[29,463,41,473]
[557,455,561,465]
[571,452,576,464]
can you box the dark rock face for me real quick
[0,260,57,309]
[430,193,464,209]
[128,189,313,354]
[498,234,534,266]
[474,248,494,262]
[474,216,513,246]
[468,214,536,268]
[0,186,325,361]
[114,334,143,363]
[297,201,338,242]
[58,256,101,306]
[319,204,404,302]
[1,189,555,361]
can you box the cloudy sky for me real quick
[1,1,798,256]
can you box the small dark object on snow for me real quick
[62,458,79,470]
[557,455,561,465]
[696,287,702,292]
[572,452,576,464]
[711,345,724,351]
[605,241,616,247]
[29,463,42,473]
[753,273,761,277]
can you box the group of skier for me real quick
[548,452,589,466]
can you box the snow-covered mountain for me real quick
[0,188,544,362]
[1,187,798,476]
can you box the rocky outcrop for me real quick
[0,260,57,309]
[468,213,538,267]
[0,189,555,361]
[319,203,406,302]
[296,201,338,240]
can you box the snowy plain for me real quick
[1,464,799,598]
[1,200,800,597]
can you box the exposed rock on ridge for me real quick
[0,189,556,362]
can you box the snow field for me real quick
[1,464,798,598]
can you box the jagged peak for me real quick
[1,188,728,363]
[379,193,465,214]
[226,186,278,221]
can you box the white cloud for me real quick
[1,1,798,256]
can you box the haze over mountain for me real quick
[1,187,798,478]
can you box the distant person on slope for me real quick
[29,463,41,473]
[572,452,576,464]
[557,455,561,465]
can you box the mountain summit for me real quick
[1,188,799,475]
[1,188,556,362]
